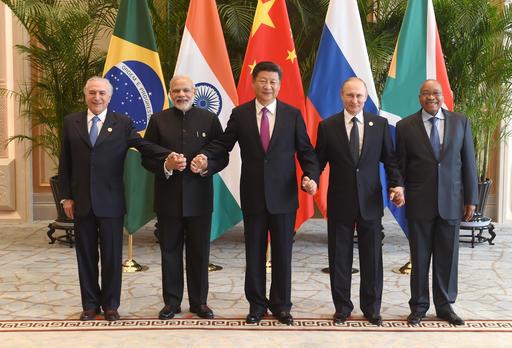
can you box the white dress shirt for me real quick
[344,109,364,154]
[422,108,445,144]
[255,99,277,137]
[87,109,107,134]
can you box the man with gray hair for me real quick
[141,75,228,320]
[58,76,169,321]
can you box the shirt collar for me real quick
[421,108,444,122]
[344,109,364,124]
[255,99,277,115]
[87,108,107,123]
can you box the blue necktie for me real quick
[429,116,441,159]
[90,115,100,146]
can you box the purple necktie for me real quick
[260,107,270,152]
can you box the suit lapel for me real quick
[413,111,438,159]
[246,101,265,153]
[94,112,116,147]
[267,100,283,152]
[440,109,451,160]
[334,112,352,162]
[359,113,371,162]
[73,111,92,148]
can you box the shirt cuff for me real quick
[164,163,173,179]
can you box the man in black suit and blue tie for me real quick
[315,77,404,326]
[396,79,478,326]
[196,61,319,325]
[58,77,168,321]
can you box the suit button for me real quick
[356,168,360,172]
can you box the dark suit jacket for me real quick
[395,109,478,220]
[316,111,402,222]
[141,107,227,217]
[58,111,168,218]
[204,99,319,215]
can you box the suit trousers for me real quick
[74,210,124,311]
[157,215,211,308]
[408,217,460,313]
[243,211,296,314]
[327,216,383,316]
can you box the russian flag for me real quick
[306,0,383,218]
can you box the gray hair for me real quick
[340,77,368,95]
[83,76,113,96]
[169,75,195,90]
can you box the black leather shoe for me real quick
[80,308,100,321]
[407,312,426,325]
[159,305,182,320]
[437,310,465,326]
[246,311,267,324]
[333,312,350,324]
[104,309,120,321]
[190,304,214,319]
[365,313,383,326]
[274,311,293,325]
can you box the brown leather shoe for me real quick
[104,309,120,321]
[80,308,100,321]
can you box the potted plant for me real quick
[436,0,512,215]
[1,0,117,241]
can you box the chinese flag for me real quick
[237,0,314,230]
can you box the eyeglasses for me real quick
[420,91,443,97]
[256,79,279,87]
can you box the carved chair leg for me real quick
[487,224,496,245]
[47,224,56,244]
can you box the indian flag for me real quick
[102,0,169,233]
[380,0,453,236]
[174,0,243,241]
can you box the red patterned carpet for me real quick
[2,318,511,333]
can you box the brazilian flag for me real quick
[103,0,168,233]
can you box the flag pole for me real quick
[122,231,146,272]
[266,239,272,273]
[392,258,412,275]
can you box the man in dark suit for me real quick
[315,77,404,326]
[141,75,227,320]
[396,79,478,326]
[198,61,319,325]
[58,77,168,321]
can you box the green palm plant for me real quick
[435,0,512,181]
[1,0,117,166]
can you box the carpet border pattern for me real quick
[1,318,511,333]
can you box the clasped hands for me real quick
[389,186,405,207]
[301,176,317,195]
[165,152,208,174]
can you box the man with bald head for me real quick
[315,77,404,326]
[396,79,478,326]
[141,75,228,320]
[58,77,169,321]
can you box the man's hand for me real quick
[301,176,318,195]
[62,199,75,220]
[389,186,405,207]
[191,154,208,174]
[165,152,187,171]
[463,204,476,221]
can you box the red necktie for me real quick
[260,107,270,152]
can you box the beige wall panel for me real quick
[0,158,15,210]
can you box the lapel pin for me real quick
[369,121,374,126]
[107,127,113,132]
